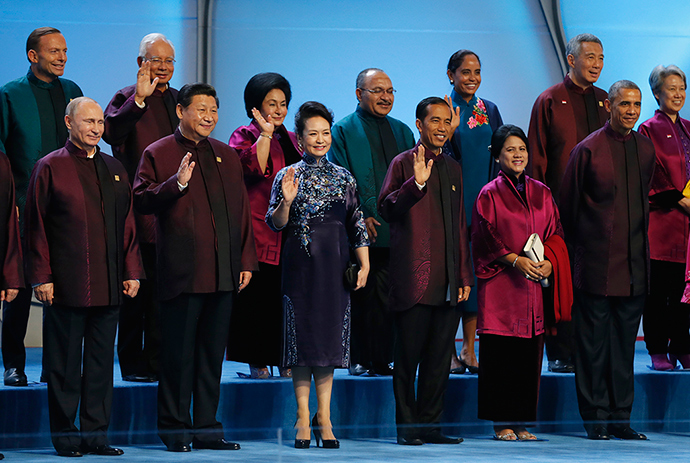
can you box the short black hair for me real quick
[608,79,641,103]
[243,72,292,118]
[26,27,62,59]
[415,96,449,121]
[294,101,334,137]
[447,49,480,73]
[177,82,220,109]
[490,124,529,159]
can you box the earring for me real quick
[298,142,303,152]
[450,80,454,85]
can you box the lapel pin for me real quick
[114,175,120,182]
[216,156,222,163]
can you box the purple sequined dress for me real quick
[266,153,369,367]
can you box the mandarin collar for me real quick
[65,139,99,159]
[450,88,476,108]
[174,127,210,150]
[26,68,59,89]
[603,120,633,142]
[356,105,388,123]
[302,152,328,167]
[499,169,525,187]
[415,141,444,162]
[564,74,594,95]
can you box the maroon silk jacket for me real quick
[638,110,690,263]
[472,172,561,338]
[103,84,179,244]
[527,75,609,201]
[0,151,24,290]
[378,143,473,312]
[133,130,258,301]
[559,123,656,297]
[229,121,299,265]
[24,141,143,307]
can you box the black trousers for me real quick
[478,333,544,424]
[117,243,160,377]
[393,303,461,438]
[44,303,119,451]
[544,320,575,362]
[1,286,34,372]
[350,248,394,367]
[643,260,690,355]
[157,291,233,447]
[573,289,644,429]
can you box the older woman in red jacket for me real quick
[639,65,690,370]
[472,125,564,441]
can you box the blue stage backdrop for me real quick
[0,1,689,157]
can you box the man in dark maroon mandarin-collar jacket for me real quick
[560,81,655,441]
[0,150,24,318]
[134,83,257,453]
[103,33,179,383]
[25,97,143,457]
[379,97,473,446]
[0,151,23,463]
[527,33,609,374]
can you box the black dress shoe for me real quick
[166,442,191,452]
[83,444,124,456]
[193,438,240,450]
[587,424,610,440]
[397,436,423,445]
[548,360,575,373]
[421,431,463,444]
[122,374,158,383]
[0,451,4,459]
[56,445,83,457]
[369,362,394,376]
[4,368,28,387]
[609,426,647,440]
[348,364,368,376]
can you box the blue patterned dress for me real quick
[266,153,369,367]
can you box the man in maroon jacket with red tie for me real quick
[25,97,144,457]
[134,83,257,453]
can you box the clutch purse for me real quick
[344,261,359,290]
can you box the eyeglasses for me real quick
[147,57,176,66]
[360,88,396,95]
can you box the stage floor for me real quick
[3,342,690,461]
[1,432,689,462]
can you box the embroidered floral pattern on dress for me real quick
[341,300,351,367]
[467,98,489,129]
[283,295,298,367]
[266,153,368,256]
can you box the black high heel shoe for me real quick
[294,419,311,448]
[312,415,340,449]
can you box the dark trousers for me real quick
[350,248,394,367]
[1,286,34,372]
[44,303,119,451]
[117,243,160,377]
[393,303,461,438]
[157,291,233,447]
[573,289,644,429]
[544,320,574,362]
[643,260,690,355]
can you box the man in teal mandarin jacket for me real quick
[329,68,415,377]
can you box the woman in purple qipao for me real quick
[266,101,369,449]
[471,125,562,441]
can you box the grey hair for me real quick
[356,68,385,89]
[65,96,101,120]
[649,64,687,104]
[566,33,603,59]
[138,33,175,58]
[608,80,641,103]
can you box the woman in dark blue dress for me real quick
[266,101,369,448]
